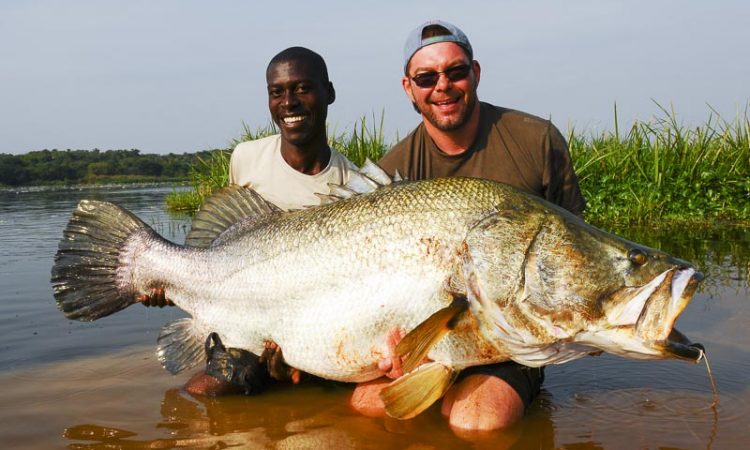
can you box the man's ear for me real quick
[401,76,416,103]
[472,60,481,88]
[327,81,336,105]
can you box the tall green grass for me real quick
[329,111,390,166]
[165,123,278,212]
[167,106,749,227]
[571,103,749,226]
[165,115,388,212]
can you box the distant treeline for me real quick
[0,148,221,186]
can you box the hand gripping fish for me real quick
[51,161,705,419]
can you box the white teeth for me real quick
[283,116,304,124]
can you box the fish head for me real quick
[463,202,704,365]
[582,254,705,362]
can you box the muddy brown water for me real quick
[1,186,747,449]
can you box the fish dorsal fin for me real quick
[359,158,393,186]
[347,158,392,193]
[185,185,281,248]
[317,158,404,206]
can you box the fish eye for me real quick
[628,248,648,266]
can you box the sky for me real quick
[1,0,748,155]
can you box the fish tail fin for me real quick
[380,362,457,420]
[51,199,155,321]
[157,318,207,374]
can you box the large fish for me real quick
[51,164,705,419]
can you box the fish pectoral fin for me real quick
[156,318,207,374]
[380,362,457,420]
[396,295,468,373]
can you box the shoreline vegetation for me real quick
[166,106,749,227]
[570,104,749,227]
[0,149,214,188]
[164,112,392,215]
[3,106,747,227]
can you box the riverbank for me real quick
[0,180,190,194]
[0,149,201,188]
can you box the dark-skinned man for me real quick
[143,46,357,396]
[349,20,586,432]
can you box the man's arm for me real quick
[544,123,586,216]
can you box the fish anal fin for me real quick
[380,362,457,420]
[396,295,468,373]
[157,318,208,374]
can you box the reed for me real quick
[165,116,389,212]
[167,106,749,226]
[329,111,390,166]
[165,149,229,212]
[570,103,749,226]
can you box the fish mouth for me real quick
[599,267,705,362]
[635,267,704,360]
[664,328,706,362]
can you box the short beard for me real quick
[419,94,477,132]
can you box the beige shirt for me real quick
[229,134,357,211]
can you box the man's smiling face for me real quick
[266,59,333,147]
[403,42,480,132]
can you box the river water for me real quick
[0,185,747,449]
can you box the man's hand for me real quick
[258,341,302,384]
[202,333,270,395]
[137,288,174,307]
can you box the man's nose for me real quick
[434,72,452,91]
[281,91,299,107]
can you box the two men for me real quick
[163,21,585,433]
[354,20,585,431]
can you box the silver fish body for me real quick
[52,175,704,416]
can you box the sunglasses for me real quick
[410,64,472,88]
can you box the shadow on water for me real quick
[60,387,555,450]
[0,346,549,449]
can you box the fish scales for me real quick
[52,174,705,418]
[130,178,510,380]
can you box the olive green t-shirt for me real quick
[378,102,586,215]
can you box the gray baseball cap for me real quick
[403,20,473,73]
